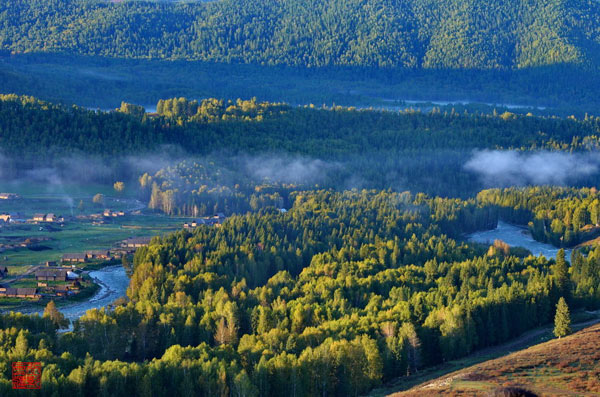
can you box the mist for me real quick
[465,150,600,186]
[243,155,342,185]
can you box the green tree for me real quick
[554,297,571,338]
[12,330,29,359]
[44,300,69,329]
[553,249,570,299]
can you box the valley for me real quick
[2,1,600,395]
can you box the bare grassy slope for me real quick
[392,323,600,396]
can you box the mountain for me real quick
[1,0,600,70]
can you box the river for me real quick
[58,266,130,322]
[468,221,572,261]
[16,265,130,324]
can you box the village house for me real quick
[45,261,58,267]
[184,219,207,229]
[33,214,46,222]
[62,253,87,263]
[0,287,40,299]
[85,250,111,260]
[45,213,58,222]
[35,269,68,281]
[103,209,126,217]
[111,248,128,258]
[54,284,70,297]
[122,236,153,248]
[0,212,25,224]
[32,214,63,223]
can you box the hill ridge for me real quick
[2,0,600,70]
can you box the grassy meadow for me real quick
[0,183,189,271]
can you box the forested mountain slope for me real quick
[2,0,600,70]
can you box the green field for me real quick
[0,183,191,271]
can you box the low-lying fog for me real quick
[1,148,600,203]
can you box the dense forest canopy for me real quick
[1,189,598,396]
[3,94,600,197]
[1,0,600,70]
[1,92,600,394]
[2,0,600,394]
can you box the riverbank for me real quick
[467,221,572,261]
[0,265,129,323]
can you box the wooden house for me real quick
[45,214,58,222]
[35,269,68,281]
[54,285,70,296]
[33,214,45,222]
[122,236,153,248]
[0,193,19,200]
[62,253,87,263]
[85,250,111,260]
[0,288,40,299]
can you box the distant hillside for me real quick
[391,322,600,396]
[2,0,600,70]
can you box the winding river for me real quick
[58,266,130,321]
[21,266,130,323]
[468,221,572,261]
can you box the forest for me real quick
[1,94,600,395]
[1,189,597,396]
[478,187,600,248]
[3,0,600,110]
[3,93,600,197]
[2,0,600,395]
[2,0,600,71]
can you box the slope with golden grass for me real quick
[392,323,600,396]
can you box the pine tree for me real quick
[554,297,571,338]
[553,249,570,299]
